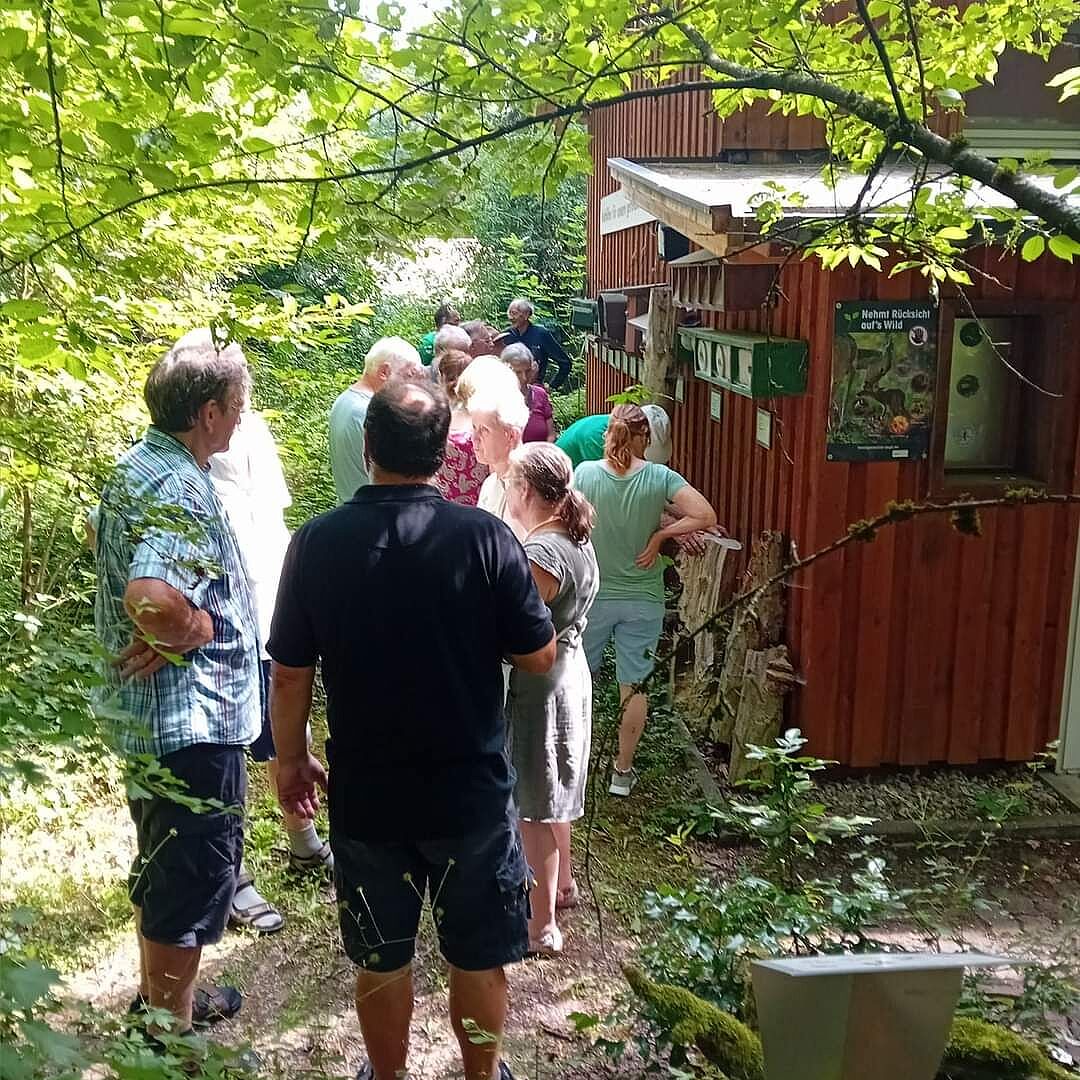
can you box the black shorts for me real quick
[332,809,530,973]
[248,660,275,762]
[128,743,246,948]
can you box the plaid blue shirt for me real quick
[94,427,261,758]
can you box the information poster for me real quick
[827,301,937,462]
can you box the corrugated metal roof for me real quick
[608,157,1080,223]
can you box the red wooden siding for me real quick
[584,252,1080,766]
[584,70,1080,765]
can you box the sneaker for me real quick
[498,1062,515,1080]
[608,767,639,797]
[355,1065,374,1080]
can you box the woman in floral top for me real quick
[433,349,489,505]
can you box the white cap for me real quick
[641,404,672,464]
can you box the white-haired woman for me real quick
[468,358,530,536]
[328,335,422,502]
[432,349,488,506]
[505,443,598,955]
[501,343,555,444]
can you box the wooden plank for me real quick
[847,463,901,765]
[1005,506,1055,760]
[1043,505,1078,755]
[800,263,850,758]
[980,509,1020,759]
[929,521,963,762]
[833,467,867,763]
[947,511,997,763]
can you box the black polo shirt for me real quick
[267,484,554,842]
[500,323,573,389]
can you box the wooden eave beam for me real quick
[618,179,730,257]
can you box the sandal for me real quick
[527,926,564,957]
[127,983,242,1027]
[288,841,334,876]
[229,874,285,935]
[556,879,580,910]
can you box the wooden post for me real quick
[642,285,677,414]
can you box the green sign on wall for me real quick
[678,327,808,399]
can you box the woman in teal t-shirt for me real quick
[573,404,716,796]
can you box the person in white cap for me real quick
[555,403,672,469]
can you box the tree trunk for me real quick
[729,645,797,782]
[713,531,787,745]
[642,285,677,412]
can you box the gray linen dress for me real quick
[507,530,600,822]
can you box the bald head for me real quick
[364,378,450,480]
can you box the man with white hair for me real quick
[329,336,423,502]
[501,298,573,390]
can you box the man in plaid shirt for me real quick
[94,329,260,1036]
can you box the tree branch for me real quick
[675,21,1080,242]
[853,0,909,124]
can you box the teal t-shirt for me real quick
[572,460,687,603]
[556,414,608,468]
[328,386,373,503]
[418,330,437,365]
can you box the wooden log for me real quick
[712,531,787,745]
[642,285,677,410]
[729,645,797,783]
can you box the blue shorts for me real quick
[128,744,245,948]
[332,808,530,973]
[583,598,666,684]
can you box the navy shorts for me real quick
[248,659,275,762]
[128,744,246,948]
[332,809,530,973]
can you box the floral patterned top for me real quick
[434,429,489,506]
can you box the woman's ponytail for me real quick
[603,404,650,473]
[558,488,594,544]
[508,442,595,544]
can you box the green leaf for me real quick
[0,27,28,59]
[0,957,60,1011]
[1053,167,1078,189]
[1020,235,1045,261]
[139,162,178,189]
[936,226,969,241]
[96,121,136,155]
[1047,66,1080,88]
[1048,235,1080,262]
[0,300,47,321]
[10,167,34,190]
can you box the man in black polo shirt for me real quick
[499,298,573,390]
[268,379,555,1080]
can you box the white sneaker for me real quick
[608,768,639,797]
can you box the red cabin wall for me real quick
[584,70,1080,763]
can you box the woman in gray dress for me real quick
[505,443,599,955]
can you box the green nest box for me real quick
[678,327,808,399]
[570,298,599,331]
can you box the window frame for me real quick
[929,297,1073,498]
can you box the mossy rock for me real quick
[939,1017,1072,1080]
[623,966,765,1080]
